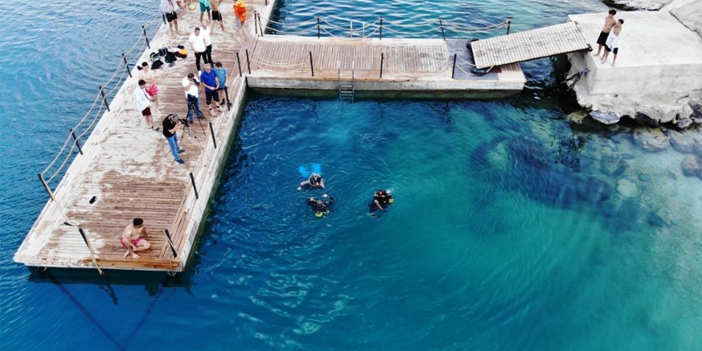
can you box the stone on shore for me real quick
[668,130,695,153]
[674,118,693,129]
[681,155,702,178]
[590,110,620,125]
[604,0,673,10]
[634,112,661,127]
[690,102,702,124]
[633,128,669,152]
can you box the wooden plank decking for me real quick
[472,22,589,69]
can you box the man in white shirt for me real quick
[181,73,205,122]
[201,21,214,65]
[188,27,207,71]
[134,79,158,130]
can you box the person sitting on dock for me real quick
[134,80,158,131]
[121,218,152,259]
[601,19,624,67]
[182,73,205,122]
[594,9,616,57]
[306,194,335,218]
[188,27,208,72]
[200,63,221,116]
[297,173,325,190]
[368,189,394,214]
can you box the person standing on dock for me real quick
[138,62,159,107]
[210,0,225,33]
[233,0,247,42]
[121,218,152,259]
[214,62,229,109]
[594,10,617,57]
[199,0,212,22]
[189,27,207,72]
[160,0,181,35]
[200,63,221,116]
[162,114,186,164]
[201,21,214,64]
[182,73,205,122]
[601,19,624,67]
[134,80,158,131]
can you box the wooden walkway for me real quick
[471,22,589,69]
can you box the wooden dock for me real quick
[16,0,595,273]
[471,22,590,69]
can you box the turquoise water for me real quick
[2,1,702,350]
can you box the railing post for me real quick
[245,49,252,74]
[439,18,446,41]
[380,17,383,40]
[506,18,512,35]
[451,53,457,79]
[142,25,150,49]
[236,52,243,76]
[254,11,259,36]
[99,86,111,112]
[209,122,217,149]
[350,20,353,37]
[122,53,132,78]
[164,229,178,258]
[70,128,83,155]
[309,52,314,77]
[78,227,104,276]
[258,13,264,37]
[317,16,321,39]
[380,52,384,78]
[265,0,268,5]
[162,13,166,24]
[38,174,57,202]
[189,172,199,200]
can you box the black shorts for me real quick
[205,90,219,104]
[605,46,619,55]
[166,12,177,23]
[212,11,222,21]
[596,31,608,45]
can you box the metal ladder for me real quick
[337,60,355,102]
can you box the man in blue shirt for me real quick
[214,61,229,109]
[199,63,220,116]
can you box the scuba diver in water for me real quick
[306,194,335,217]
[297,173,325,190]
[368,189,394,214]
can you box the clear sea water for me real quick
[2,1,702,350]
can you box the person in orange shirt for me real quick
[233,0,247,41]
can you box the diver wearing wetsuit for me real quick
[306,194,335,217]
[368,189,393,213]
[298,173,325,190]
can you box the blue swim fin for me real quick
[299,166,310,179]
[312,163,322,174]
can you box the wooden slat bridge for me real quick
[472,22,590,69]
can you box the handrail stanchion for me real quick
[362,22,365,39]
[209,122,217,149]
[380,53,384,78]
[236,52,243,76]
[439,18,446,41]
[189,172,199,200]
[122,53,132,78]
[142,25,150,49]
[309,52,314,77]
[317,16,321,39]
[254,12,259,36]
[38,174,58,202]
[506,18,512,35]
[350,21,353,37]
[163,229,178,258]
[70,128,83,155]
[99,86,111,112]
[451,54,457,79]
[258,13,264,37]
[78,227,104,276]
[245,49,252,74]
[162,13,167,24]
[380,17,383,40]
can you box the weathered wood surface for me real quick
[472,22,589,69]
[14,0,274,271]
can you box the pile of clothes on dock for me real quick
[149,45,188,69]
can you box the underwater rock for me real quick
[567,110,589,124]
[695,142,702,158]
[577,177,613,203]
[634,112,660,127]
[674,118,693,130]
[617,179,639,198]
[590,110,620,125]
[646,211,667,228]
[600,155,628,176]
[632,128,669,152]
[668,130,695,154]
[681,155,702,178]
[638,173,651,182]
[689,102,702,124]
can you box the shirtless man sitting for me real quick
[594,9,617,57]
[121,218,152,259]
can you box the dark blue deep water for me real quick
[2,1,702,350]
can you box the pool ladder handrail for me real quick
[338,60,355,102]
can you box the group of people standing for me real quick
[594,9,624,67]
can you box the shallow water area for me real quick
[2,0,702,350]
